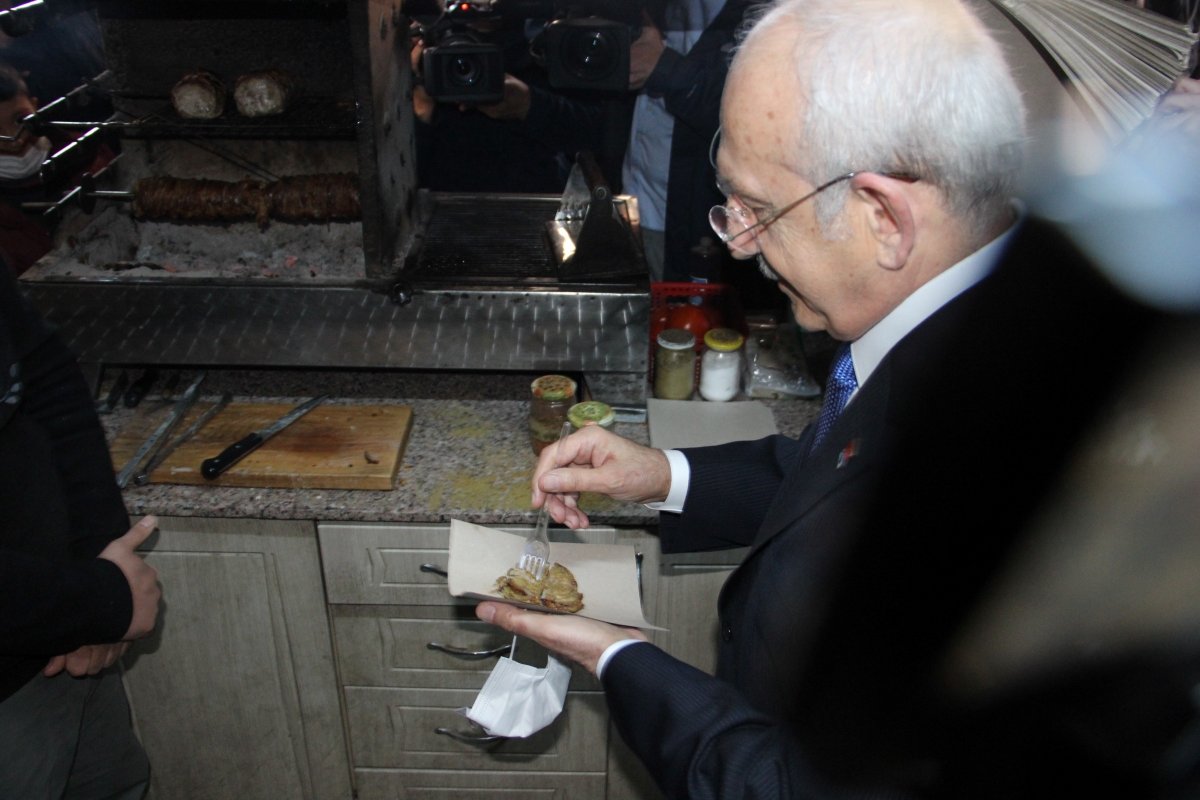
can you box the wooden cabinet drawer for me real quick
[343,687,609,772]
[353,769,605,800]
[330,604,599,690]
[318,522,618,606]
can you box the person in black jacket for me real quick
[469,0,1195,797]
[0,262,161,798]
[621,0,753,282]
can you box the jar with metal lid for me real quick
[568,400,615,430]
[529,374,577,454]
[699,327,745,402]
[654,328,696,400]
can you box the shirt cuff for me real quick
[596,638,648,679]
[642,449,689,514]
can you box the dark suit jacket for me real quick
[601,218,1192,798]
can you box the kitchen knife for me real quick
[201,395,329,480]
[134,392,233,485]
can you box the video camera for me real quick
[406,0,646,104]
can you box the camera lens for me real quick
[563,29,618,80]
[448,54,482,87]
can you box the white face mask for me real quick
[0,136,51,181]
[462,653,571,738]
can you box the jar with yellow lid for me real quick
[529,374,577,454]
[699,327,745,402]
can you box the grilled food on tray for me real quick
[131,173,360,227]
[233,69,293,117]
[171,70,227,119]
[495,562,584,613]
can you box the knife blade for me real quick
[134,392,233,486]
[115,372,206,488]
[201,394,329,480]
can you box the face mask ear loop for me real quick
[509,634,518,660]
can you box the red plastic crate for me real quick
[648,281,747,388]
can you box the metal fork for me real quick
[518,419,573,580]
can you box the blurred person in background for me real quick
[0,61,115,275]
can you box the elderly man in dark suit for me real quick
[474,0,1188,797]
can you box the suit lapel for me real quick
[747,364,892,555]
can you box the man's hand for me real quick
[409,30,436,123]
[43,642,130,678]
[533,427,672,529]
[629,15,666,90]
[98,515,161,641]
[476,75,533,120]
[476,601,646,677]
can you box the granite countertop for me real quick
[104,368,819,526]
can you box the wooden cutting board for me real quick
[111,402,413,490]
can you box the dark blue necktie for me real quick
[811,344,857,450]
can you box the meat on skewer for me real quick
[131,174,360,227]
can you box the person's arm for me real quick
[640,0,750,135]
[658,434,803,552]
[532,426,800,539]
[0,267,159,662]
[476,601,901,800]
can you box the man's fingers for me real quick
[43,655,66,677]
[120,515,158,549]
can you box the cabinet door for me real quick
[123,516,351,800]
[653,549,747,675]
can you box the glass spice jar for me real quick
[654,328,696,400]
[699,327,745,402]
[529,374,577,454]
[568,400,615,430]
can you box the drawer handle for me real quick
[420,563,448,578]
[426,641,512,659]
[434,726,507,744]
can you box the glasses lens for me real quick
[708,204,761,255]
[708,205,733,241]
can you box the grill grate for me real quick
[415,195,560,282]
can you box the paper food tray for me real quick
[448,519,663,630]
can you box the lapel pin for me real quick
[836,438,861,469]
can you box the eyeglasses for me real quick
[708,172,860,254]
[706,126,918,255]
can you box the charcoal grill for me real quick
[15,0,650,401]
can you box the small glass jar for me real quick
[654,328,696,400]
[699,327,745,402]
[568,400,615,430]
[529,374,577,454]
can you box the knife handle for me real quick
[124,368,158,408]
[201,433,263,480]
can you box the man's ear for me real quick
[850,173,916,271]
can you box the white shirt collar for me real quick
[849,212,1022,390]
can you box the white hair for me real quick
[739,0,1027,239]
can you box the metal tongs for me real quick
[114,372,206,488]
[518,420,573,580]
